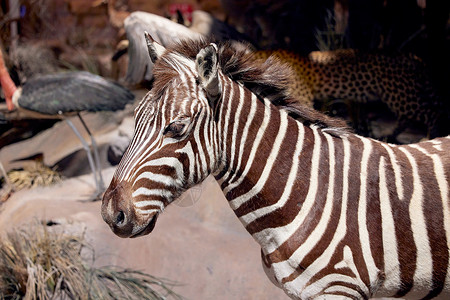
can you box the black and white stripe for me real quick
[102,39,450,299]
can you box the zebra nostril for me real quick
[115,211,126,226]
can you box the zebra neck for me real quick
[212,77,319,222]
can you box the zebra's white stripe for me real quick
[135,208,160,215]
[193,110,209,178]
[377,156,401,294]
[169,87,179,117]
[118,111,147,178]
[134,157,184,182]
[215,73,227,155]
[195,152,201,180]
[323,285,363,299]
[301,273,365,299]
[134,200,165,210]
[410,144,450,292]
[431,140,443,151]
[201,103,214,171]
[220,79,234,168]
[334,245,366,290]
[399,146,433,299]
[221,84,245,183]
[380,143,404,201]
[180,90,190,114]
[127,94,163,159]
[219,96,271,191]
[358,137,379,286]
[240,122,304,226]
[132,188,172,198]
[123,95,169,181]
[229,109,288,210]
[134,171,180,187]
[132,99,168,161]
[165,53,196,76]
[176,141,195,184]
[225,93,258,189]
[253,126,321,253]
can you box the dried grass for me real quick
[7,162,62,191]
[0,221,183,300]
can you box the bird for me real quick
[120,11,203,86]
[113,11,254,86]
[0,47,135,198]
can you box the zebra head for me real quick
[102,34,222,238]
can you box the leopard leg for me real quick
[386,116,408,143]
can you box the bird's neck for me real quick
[0,50,17,110]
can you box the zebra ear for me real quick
[144,31,166,63]
[196,43,222,107]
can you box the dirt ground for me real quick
[0,90,287,299]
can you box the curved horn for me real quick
[144,31,166,63]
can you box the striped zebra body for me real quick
[102,37,450,299]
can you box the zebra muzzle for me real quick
[130,212,159,238]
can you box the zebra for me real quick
[101,33,450,299]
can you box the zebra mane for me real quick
[156,38,350,133]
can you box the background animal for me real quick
[120,11,203,86]
[0,48,135,196]
[113,11,255,87]
[253,48,447,142]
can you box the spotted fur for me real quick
[254,49,445,140]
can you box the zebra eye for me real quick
[163,118,191,138]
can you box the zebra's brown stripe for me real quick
[343,135,371,288]
[312,266,369,299]
[242,124,314,232]
[292,134,345,268]
[221,87,241,182]
[214,80,234,180]
[295,130,331,237]
[255,130,330,255]
[420,140,443,154]
[241,120,300,230]
[387,146,416,297]
[177,143,194,181]
[378,145,403,295]
[133,147,187,180]
[394,145,415,202]
[222,88,255,186]
[228,88,253,170]
[135,194,170,207]
[195,109,211,176]
[225,95,264,187]
[219,85,244,185]
[366,144,384,281]
[226,103,281,204]
[126,109,163,180]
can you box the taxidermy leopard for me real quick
[253,49,446,142]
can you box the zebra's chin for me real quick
[130,212,159,238]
